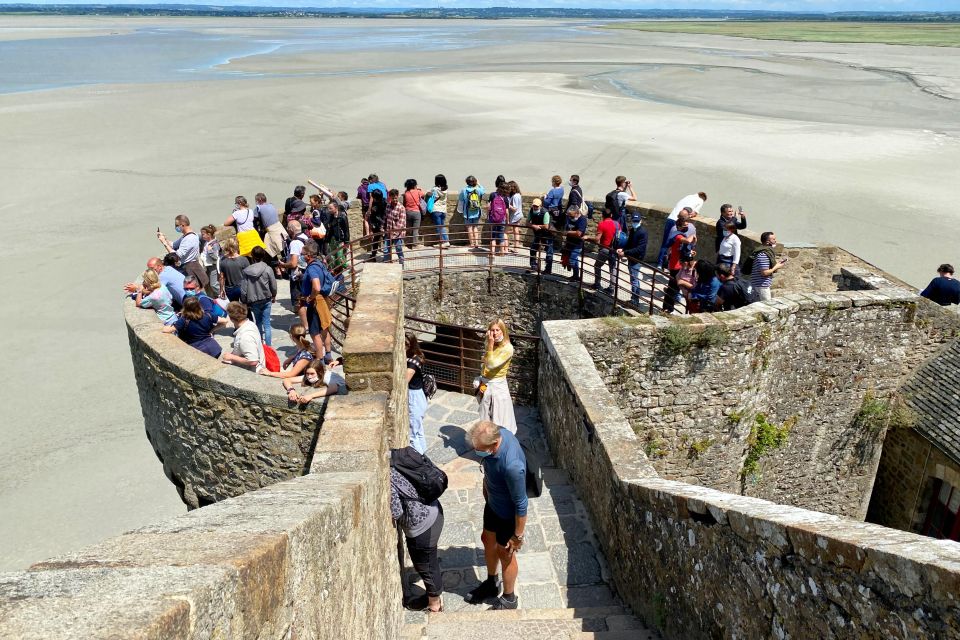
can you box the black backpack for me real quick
[605,189,624,217]
[390,447,448,503]
[742,247,774,276]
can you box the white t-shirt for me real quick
[668,194,705,221]
[288,233,308,280]
[233,208,255,232]
[232,320,265,372]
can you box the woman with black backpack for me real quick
[390,454,444,612]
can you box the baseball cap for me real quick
[290,200,307,213]
[532,198,543,207]
[631,213,642,224]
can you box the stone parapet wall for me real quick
[587,292,957,517]
[0,264,406,640]
[123,297,325,509]
[538,317,960,639]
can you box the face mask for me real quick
[474,450,492,458]
[567,181,574,187]
[723,229,731,237]
[305,374,319,385]
[175,225,183,234]
[632,222,641,229]
[183,290,197,298]
[770,242,778,248]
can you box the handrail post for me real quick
[612,253,619,314]
[649,265,657,315]
[438,239,444,300]
[577,243,585,312]
[348,238,356,292]
[487,223,494,295]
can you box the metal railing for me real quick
[404,314,540,405]
[335,221,687,315]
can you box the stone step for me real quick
[414,607,652,640]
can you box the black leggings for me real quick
[407,506,444,597]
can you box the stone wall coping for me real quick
[122,296,324,414]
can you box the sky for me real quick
[9,0,960,11]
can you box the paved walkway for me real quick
[401,390,660,639]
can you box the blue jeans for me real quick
[248,299,272,346]
[431,211,448,243]
[385,237,404,264]
[657,218,677,267]
[529,233,554,273]
[408,388,428,454]
[629,262,644,304]
[490,225,505,242]
[569,245,583,279]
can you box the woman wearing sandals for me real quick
[391,466,444,612]
[477,318,518,434]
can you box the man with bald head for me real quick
[142,255,185,308]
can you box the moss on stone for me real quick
[741,413,791,481]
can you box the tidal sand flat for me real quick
[1,16,958,570]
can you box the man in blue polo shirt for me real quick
[465,420,527,610]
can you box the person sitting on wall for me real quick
[222,301,265,372]
[126,269,177,326]
[280,358,343,404]
[715,264,750,311]
[657,192,706,268]
[161,295,222,359]
[261,324,315,379]
[920,264,960,306]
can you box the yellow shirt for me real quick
[482,342,513,380]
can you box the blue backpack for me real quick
[198,293,227,318]
[611,221,628,251]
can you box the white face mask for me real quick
[567,181,574,187]
[305,373,319,385]
[722,229,731,237]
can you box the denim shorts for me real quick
[490,225,505,241]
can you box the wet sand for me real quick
[1,17,958,570]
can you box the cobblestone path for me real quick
[400,389,660,640]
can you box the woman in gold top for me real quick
[477,318,517,434]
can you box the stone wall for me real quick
[585,291,958,518]
[123,297,326,509]
[402,269,633,404]
[0,264,407,640]
[538,318,960,640]
[868,426,960,534]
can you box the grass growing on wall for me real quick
[658,324,730,357]
[854,391,917,431]
[741,414,791,481]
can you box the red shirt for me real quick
[403,189,424,211]
[597,218,618,248]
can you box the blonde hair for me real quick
[290,324,314,352]
[141,269,160,293]
[235,195,248,209]
[488,318,511,347]
[222,237,239,256]
[469,420,501,448]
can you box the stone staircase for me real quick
[399,391,659,640]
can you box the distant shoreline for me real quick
[606,20,960,48]
[2,6,959,23]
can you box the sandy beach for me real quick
[1,16,959,570]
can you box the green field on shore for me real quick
[605,21,960,47]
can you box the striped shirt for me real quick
[750,251,773,289]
